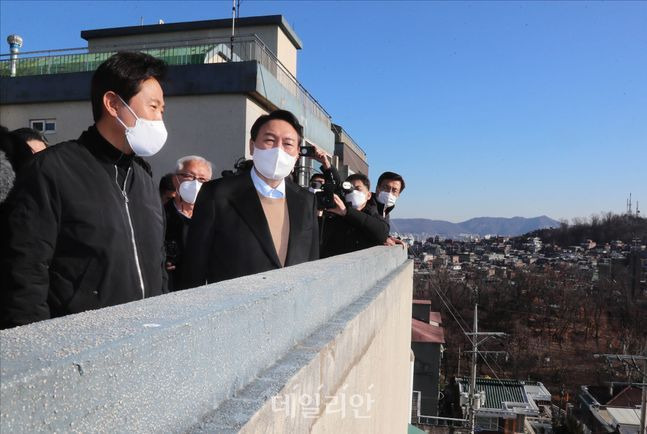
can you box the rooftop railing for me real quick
[0,34,330,124]
[332,124,367,158]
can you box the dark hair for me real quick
[158,173,175,193]
[346,173,370,190]
[0,126,34,172]
[91,52,167,122]
[309,173,325,183]
[12,127,48,146]
[250,109,303,141]
[377,171,405,192]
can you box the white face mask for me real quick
[178,179,202,205]
[116,96,168,157]
[377,191,398,208]
[345,190,367,210]
[252,145,297,181]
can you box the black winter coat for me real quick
[182,172,319,286]
[319,202,390,258]
[0,126,167,328]
[163,199,191,291]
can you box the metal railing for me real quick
[0,34,330,124]
[411,390,468,428]
[332,123,366,158]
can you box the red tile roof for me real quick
[412,318,445,343]
[607,386,642,407]
[429,312,442,325]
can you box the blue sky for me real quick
[1,0,645,222]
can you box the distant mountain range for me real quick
[390,216,560,238]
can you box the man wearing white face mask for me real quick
[369,171,407,248]
[1,52,169,328]
[183,110,319,285]
[372,171,405,221]
[164,155,213,291]
[320,173,390,258]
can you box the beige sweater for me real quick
[257,193,290,266]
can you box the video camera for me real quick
[221,157,254,178]
[316,180,353,210]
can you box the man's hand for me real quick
[327,194,347,216]
[384,236,406,249]
[165,261,176,271]
[313,145,331,170]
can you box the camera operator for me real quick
[308,173,324,193]
[312,146,340,186]
[320,173,389,258]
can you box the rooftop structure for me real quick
[576,385,644,434]
[455,377,553,433]
[0,15,367,183]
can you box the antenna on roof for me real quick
[140,16,143,26]
[230,0,237,60]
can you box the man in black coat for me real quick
[369,171,408,248]
[320,173,390,258]
[1,52,168,328]
[183,110,319,286]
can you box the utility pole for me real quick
[465,304,505,434]
[470,305,478,434]
[594,353,647,434]
[458,347,461,377]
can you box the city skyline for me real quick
[1,0,645,222]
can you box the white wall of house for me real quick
[0,94,267,182]
[150,93,251,179]
[0,101,92,145]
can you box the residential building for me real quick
[331,123,368,178]
[411,299,445,420]
[576,385,644,434]
[1,15,367,183]
[451,377,553,434]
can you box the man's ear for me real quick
[103,91,121,119]
[366,191,372,201]
[249,139,255,156]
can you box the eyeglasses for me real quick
[177,172,210,183]
[379,185,400,194]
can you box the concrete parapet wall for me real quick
[1,246,410,433]
[191,255,413,433]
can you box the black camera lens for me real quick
[299,146,316,157]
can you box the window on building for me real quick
[30,119,56,134]
[476,416,500,431]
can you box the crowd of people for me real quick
[0,52,405,329]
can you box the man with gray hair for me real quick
[164,155,213,290]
